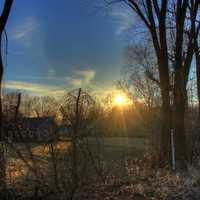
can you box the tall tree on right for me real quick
[109,0,200,167]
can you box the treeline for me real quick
[2,90,159,137]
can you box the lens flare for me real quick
[114,95,126,106]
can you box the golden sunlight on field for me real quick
[6,142,70,185]
[7,159,28,185]
[31,142,69,157]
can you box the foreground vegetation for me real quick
[5,138,200,200]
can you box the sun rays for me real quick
[113,94,130,107]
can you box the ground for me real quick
[6,137,200,199]
[6,137,148,185]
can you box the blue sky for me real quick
[0,0,135,97]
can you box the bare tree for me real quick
[106,0,200,168]
[31,96,58,118]
[0,0,13,193]
[18,93,34,117]
[59,88,105,199]
[121,42,161,108]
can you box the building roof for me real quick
[19,117,56,130]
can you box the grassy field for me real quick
[6,137,149,185]
[8,136,149,158]
[90,137,149,161]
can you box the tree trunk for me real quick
[172,0,188,169]
[173,69,187,169]
[195,50,200,120]
[160,94,171,166]
[0,0,14,193]
[157,56,171,166]
[0,32,6,194]
[197,61,200,120]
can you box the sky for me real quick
[0,0,136,97]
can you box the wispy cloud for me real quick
[11,16,38,40]
[75,69,95,84]
[109,5,136,35]
[4,69,96,96]
[4,81,65,97]
[3,80,120,99]
[7,68,96,88]
[67,78,82,87]
[48,68,56,79]
[66,69,96,87]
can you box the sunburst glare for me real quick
[114,94,129,106]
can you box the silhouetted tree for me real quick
[60,88,101,199]
[106,0,200,167]
[0,0,13,193]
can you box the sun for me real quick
[114,94,127,106]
